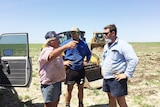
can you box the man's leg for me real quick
[65,84,74,106]
[44,97,60,107]
[116,96,128,107]
[54,97,60,107]
[107,92,117,107]
[77,84,84,107]
[78,84,84,107]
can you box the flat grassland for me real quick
[0,42,160,107]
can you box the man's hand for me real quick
[83,61,88,66]
[115,73,127,81]
[65,40,78,49]
[63,60,72,66]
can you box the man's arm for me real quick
[123,44,139,78]
[85,43,92,62]
[48,41,78,61]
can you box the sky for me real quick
[0,0,160,43]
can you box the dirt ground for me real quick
[0,43,160,107]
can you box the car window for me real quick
[0,33,29,57]
[58,31,86,44]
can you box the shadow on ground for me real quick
[0,87,108,107]
[0,87,43,107]
[23,100,43,107]
[87,104,108,107]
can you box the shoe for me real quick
[79,102,83,107]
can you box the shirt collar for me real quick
[108,37,119,48]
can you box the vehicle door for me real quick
[0,33,32,87]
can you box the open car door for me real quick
[0,33,32,87]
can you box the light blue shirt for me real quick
[101,38,138,79]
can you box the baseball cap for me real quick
[44,31,61,46]
[45,31,60,40]
[70,27,80,32]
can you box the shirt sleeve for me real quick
[85,43,92,62]
[40,48,52,62]
[122,43,139,78]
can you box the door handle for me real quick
[3,61,11,74]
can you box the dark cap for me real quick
[45,31,60,40]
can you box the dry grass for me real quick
[0,42,160,107]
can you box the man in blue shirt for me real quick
[61,27,91,107]
[101,24,138,107]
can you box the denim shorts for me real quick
[41,82,62,103]
[102,78,128,97]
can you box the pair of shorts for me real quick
[41,82,62,103]
[65,67,85,85]
[102,78,128,97]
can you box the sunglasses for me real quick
[71,31,79,35]
[103,32,110,35]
